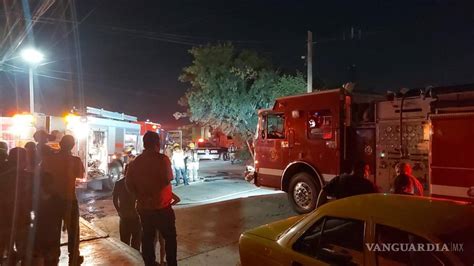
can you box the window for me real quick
[266,114,285,139]
[439,226,474,265]
[375,224,447,266]
[308,110,333,140]
[293,217,365,265]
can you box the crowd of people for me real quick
[1,130,182,266]
[165,143,201,186]
[0,131,84,266]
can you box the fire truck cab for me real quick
[254,89,353,213]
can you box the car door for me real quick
[372,224,453,265]
[288,216,366,266]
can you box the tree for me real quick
[179,43,306,156]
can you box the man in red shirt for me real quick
[126,131,177,266]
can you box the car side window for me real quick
[375,224,447,266]
[293,217,365,265]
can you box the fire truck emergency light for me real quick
[9,114,34,138]
[65,114,89,139]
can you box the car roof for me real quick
[312,194,474,237]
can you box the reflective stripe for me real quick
[259,168,284,176]
[430,184,470,198]
[322,174,337,182]
[431,166,474,171]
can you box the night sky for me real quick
[1,0,474,128]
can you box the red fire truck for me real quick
[0,107,142,190]
[251,86,474,213]
[135,120,168,152]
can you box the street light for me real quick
[21,48,44,113]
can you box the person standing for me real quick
[185,145,199,182]
[0,148,28,264]
[125,131,177,266]
[113,178,141,250]
[40,135,84,265]
[171,146,188,186]
[157,192,180,266]
[24,142,37,173]
[33,130,53,160]
[323,161,379,199]
[0,140,8,247]
[392,162,424,196]
[0,141,8,166]
[2,148,36,265]
[228,143,237,164]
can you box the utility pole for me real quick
[307,30,313,93]
[29,67,34,113]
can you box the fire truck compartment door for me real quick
[430,113,474,199]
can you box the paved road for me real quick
[78,160,296,265]
[78,160,280,219]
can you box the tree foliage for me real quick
[179,43,306,143]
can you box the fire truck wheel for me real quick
[288,172,320,214]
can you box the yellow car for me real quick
[239,194,474,266]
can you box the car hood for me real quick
[244,215,304,241]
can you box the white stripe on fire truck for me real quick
[259,168,284,176]
[430,184,470,199]
[322,174,337,181]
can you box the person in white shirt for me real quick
[171,146,188,185]
[185,145,199,182]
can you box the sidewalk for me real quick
[59,218,143,265]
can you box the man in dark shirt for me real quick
[0,141,8,165]
[41,135,84,265]
[392,162,424,196]
[324,161,379,199]
[33,130,53,161]
[126,131,177,266]
[113,178,141,250]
